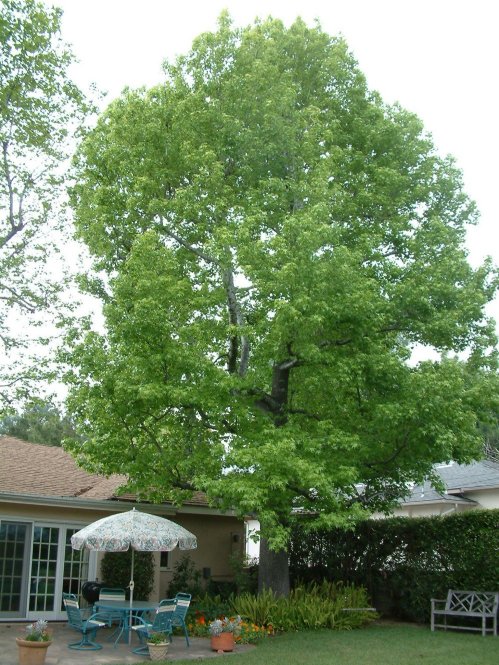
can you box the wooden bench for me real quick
[431,590,498,636]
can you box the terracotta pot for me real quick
[147,641,169,661]
[15,638,52,665]
[210,632,235,652]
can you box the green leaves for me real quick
[66,15,497,549]
[0,0,89,412]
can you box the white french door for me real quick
[27,524,91,620]
[0,520,93,621]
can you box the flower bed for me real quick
[187,613,272,644]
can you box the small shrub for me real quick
[232,588,277,626]
[191,592,232,625]
[237,620,272,643]
[167,554,204,598]
[229,553,258,595]
[209,616,242,636]
[231,582,376,632]
[147,631,168,644]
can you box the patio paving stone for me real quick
[0,622,254,664]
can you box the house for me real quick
[390,459,499,518]
[245,459,499,560]
[0,436,244,622]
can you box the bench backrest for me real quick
[446,590,499,614]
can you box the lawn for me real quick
[166,623,498,665]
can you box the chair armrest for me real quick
[130,614,151,630]
[82,612,109,628]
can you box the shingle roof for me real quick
[404,460,499,505]
[0,436,208,507]
[438,460,499,491]
[0,436,121,499]
[404,480,476,505]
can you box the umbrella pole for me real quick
[129,549,135,645]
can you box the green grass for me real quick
[165,623,499,665]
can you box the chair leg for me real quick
[182,622,190,647]
[68,631,103,650]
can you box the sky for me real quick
[55,0,498,326]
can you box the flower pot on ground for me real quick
[210,632,235,652]
[209,616,242,652]
[147,631,169,661]
[16,639,53,665]
[16,620,52,665]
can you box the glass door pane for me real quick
[29,526,59,612]
[61,529,89,609]
[0,521,30,618]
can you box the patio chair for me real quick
[171,592,192,647]
[96,587,127,625]
[94,586,129,643]
[62,593,108,650]
[131,597,177,655]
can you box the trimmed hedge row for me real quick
[288,509,499,622]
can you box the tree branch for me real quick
[164,228,217,265]
[364,435,410,470]
[1,140,23,248]
[0,282,37,312]
[287,408,321,421]
[160,221,250,377]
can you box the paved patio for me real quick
[1,622,254,664]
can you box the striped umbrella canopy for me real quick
[71,508,197,642]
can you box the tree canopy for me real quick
[0,0,88,413]
[0,396,79,446]
[64,15,498,591]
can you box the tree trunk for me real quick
[258,537,290,597]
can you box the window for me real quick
[159,552,170,570]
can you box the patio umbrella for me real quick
[71,508,197,643]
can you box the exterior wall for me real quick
[387,502,475,518]
[0,501,107,525]
[461,488,499,509]
[0,498,244,618]
[158,514,244,599]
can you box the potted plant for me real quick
[146,631,169,661]
[16,619,52,665]
[209,616,242,652]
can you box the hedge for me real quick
[100,549,154,599]
[288,509,499,622]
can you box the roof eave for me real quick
[402,496,477,507]
[447,485,499,494]
[0,492,237,517]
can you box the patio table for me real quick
[94,599,158,646]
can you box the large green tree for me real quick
[64,15,498,594]
[0,0,87,413]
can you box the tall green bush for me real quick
[100,550,154,599]
[289,509,499,622]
